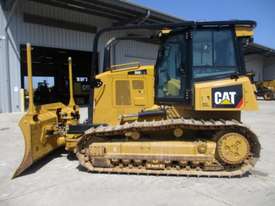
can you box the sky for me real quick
[132,0,275,49]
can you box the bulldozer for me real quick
[14,20,260,178]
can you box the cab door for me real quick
[155,31,190,104]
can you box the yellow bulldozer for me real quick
[14,20,260,178]
[256,80,275,100]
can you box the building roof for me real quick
[24,0,183,25]
[245,43,275,57]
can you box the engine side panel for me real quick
[93,66,155,125]
[194,76,258,111]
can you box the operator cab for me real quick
[155,24,252,104]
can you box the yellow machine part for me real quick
[93,72,258,124]
[235,26,254,37]
[256,80,275,100]
[259,80,275,92]
[194,76,258,111]
[15,103,78,177]
[14,44,80,177]
[93,65,155,125]
[89,141,216,164]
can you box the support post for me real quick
[68,57,76,108]
[26,43,36,115]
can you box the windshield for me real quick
[156,34,186,99]
[192,29,237,79]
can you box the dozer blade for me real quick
[13,103,75,178]
[14,44,79,178]
[14,110,60,177]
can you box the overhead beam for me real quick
[23,13,97,33]
[31,0,127,22]
[83,0,174,23]
[61,0,158,24]
[75,0,171,23]
[29,0,172,24]
[62,0,140,20]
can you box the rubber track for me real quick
[76,118,261,177]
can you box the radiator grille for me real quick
[115,80,131,105]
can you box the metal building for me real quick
[244,43,275,82]
[0,0,181,113]
[1,0,275,113]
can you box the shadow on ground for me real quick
[15,148,78,178]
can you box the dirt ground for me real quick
[0,101,275,206]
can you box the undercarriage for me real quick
[76,118,260,177]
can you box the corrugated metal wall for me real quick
[0,0,158,112]
[263,56,275,80]
[245,54,275,82]
[17,1,111,51]
[245,54,264,82]
[0,6,10,113]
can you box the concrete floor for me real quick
[0,101,275,206]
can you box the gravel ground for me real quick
[0,101,275,206]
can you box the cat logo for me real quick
[214,91,236,105]
[212,85,243,108]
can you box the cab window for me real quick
[192,29,237,79]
